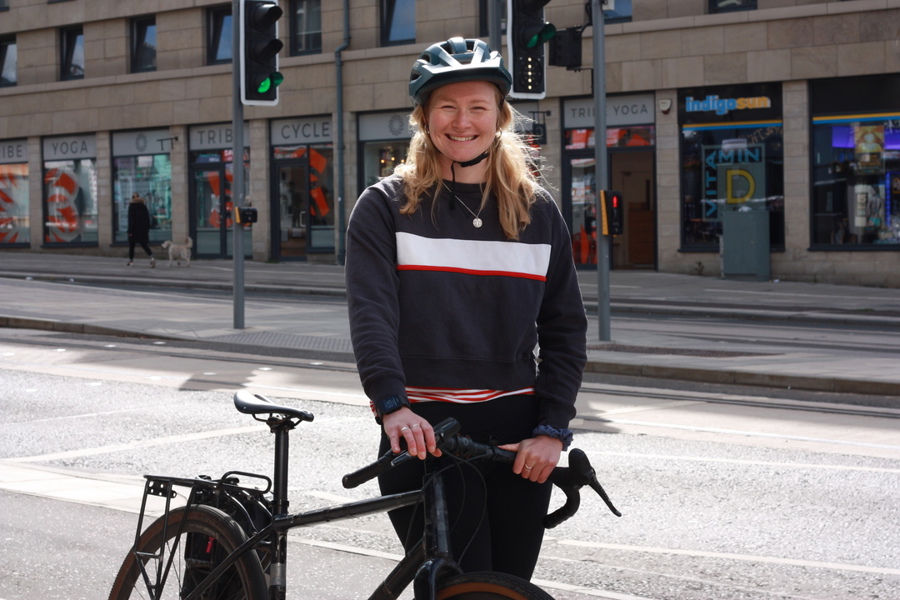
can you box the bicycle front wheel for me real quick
[436,571,554,599]
[108,504,268,600]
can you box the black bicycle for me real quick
[108,391,620,599]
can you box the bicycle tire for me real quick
[108,504,268,600]
[435,571,554,600]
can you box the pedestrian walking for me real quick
[345,37,587,580]
[126,193,156,268]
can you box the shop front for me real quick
[188,123,250,259]
[810,74,900,249]
[678,83,784,253]
[42,134,98,247]
[358,110,412,191]
[112,129,175,247]
[270,116,334,260]
[562,94,656,269]
[0,138,28,246]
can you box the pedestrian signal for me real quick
[600,190,624,236]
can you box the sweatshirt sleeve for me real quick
[533,194,588,429]
[345,181,408,404]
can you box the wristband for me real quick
[533,424,573,451]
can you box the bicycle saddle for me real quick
[233,391,314,422]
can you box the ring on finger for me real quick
[400,426,410,432]
[524,464,533,470]
[411,423,420,428]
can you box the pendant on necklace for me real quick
[472,217,483,228]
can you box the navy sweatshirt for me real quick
[345,175,587,430]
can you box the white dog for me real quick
[161,237,192,267]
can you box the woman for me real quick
[126,193,156,268]
[346,37,587,579]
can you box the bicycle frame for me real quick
[134,413,464,600]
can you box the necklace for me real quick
[442,183,484,228]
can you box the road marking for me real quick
[604,418,900,452]
[561,540,900,576]
[6,425,265,463]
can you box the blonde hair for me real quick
[393,91,541,240]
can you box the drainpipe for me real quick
[334,0,351,265]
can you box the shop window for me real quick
[290,0,322,55]
[0,160,29,245]
[680,126,784,250]
[363,141,409,187]
[43,159,99,245]
[113,155,172,244]
[811,121,900,247]
[131,16,157,73]
[0,36,15,87]
[60,25,84,80]
[381,0,415,47]
[208,6,232,65]
[709,0,755,12]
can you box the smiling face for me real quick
[425,80,501,183]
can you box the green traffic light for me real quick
[256,71,284,94]
[526,23,556,49]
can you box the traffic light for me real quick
[600,190,624,236]
[507,0,556,99]
[240,0,284,106]
[549,26,583,70]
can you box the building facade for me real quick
[1,0,898,286]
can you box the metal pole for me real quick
[489,0,501,51]
[592,0,610,341]
[232,0,245,329]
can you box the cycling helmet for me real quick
[409,37,512,105]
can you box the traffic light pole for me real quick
[592,0,611,341]
[232,0,245,329]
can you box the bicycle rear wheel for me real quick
[108,504,268,600]
[436,571,554,599]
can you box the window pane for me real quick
[0,163,29,244]
[603,0,632,23]
[292,0,322,55]
[44,159,99,244]
[62,27,85,80]
[811,121,900,246]
[0,37,15,86]
[709,0,756,13]
[210,10,233,64]
[113,154,172,244]
[133,19,157,72]
[382,0,415,46]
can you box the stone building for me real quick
[1,0,898,286]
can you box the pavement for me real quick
[2,251,900,400]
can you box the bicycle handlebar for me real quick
[342,418,621,527]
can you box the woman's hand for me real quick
[382,408,441,460]
[499,435,563,483]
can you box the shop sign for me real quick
[0,139,27,164]
[271,116,332,145]
[359,112,413,141]
[42,134,96,161]
[703,143,766,216]
[679,83,782,124]
[113,129,175,156]
[189,123,251,150]
[685,94,771,116]
[564,94,655,128]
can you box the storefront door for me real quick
[273,161,309,259]
[566,149,656,269]
[191,163,251,258]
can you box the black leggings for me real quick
[377,395,552,580]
